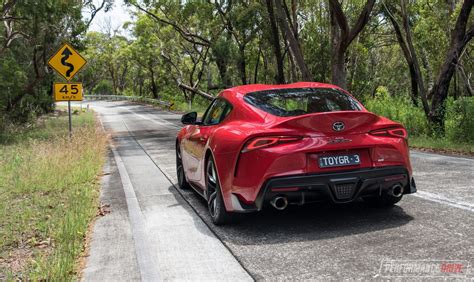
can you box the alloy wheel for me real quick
[206,160,218,218]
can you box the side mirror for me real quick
[181,112,197,125]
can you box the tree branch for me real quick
[328,0,349,40]
[130,2,211,47]
[161,51,214,101]
[84,0,108,30]
[346,0,376,46]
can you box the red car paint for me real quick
[177,82,413,212]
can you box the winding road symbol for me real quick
[61,47,75,78]
[48,43,87,81]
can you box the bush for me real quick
[364,87,474,145]
[364,87,429,137]
[93,80,114,95]
[445,97,474,143]
[0,49,56,127]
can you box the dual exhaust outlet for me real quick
[270,184,403,210]
[388,184,404,198]
[270,196,288,210]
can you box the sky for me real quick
[86,0,133,35]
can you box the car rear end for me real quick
[230,86,416,211]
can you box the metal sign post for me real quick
[48,43,87,138]
[68,101,72,138]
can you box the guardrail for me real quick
[84,95,173,108]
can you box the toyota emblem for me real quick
[332,121,345,132]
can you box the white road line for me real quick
[412,191,474,213]
[118,105,181,129]
[110,144,161,281]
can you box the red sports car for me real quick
[176,82,416,225]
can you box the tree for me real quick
[428,0,473,128]
[264,0,285,83]
[384,0,473,129]
[329,0,376,88]
[383,1,428,109]
[274,0,312,81]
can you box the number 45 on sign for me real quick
[54,83,83,101]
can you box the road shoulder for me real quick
[82,151,141,281]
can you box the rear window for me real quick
[244,88,362,117]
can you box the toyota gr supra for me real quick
[176,82,416,225]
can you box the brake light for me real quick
[242,136,302,153]
[370,127,408,139]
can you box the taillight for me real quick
[241,136,302,153]
[370,127,408,139]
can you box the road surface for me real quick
[75,100,473,280]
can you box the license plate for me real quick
[319,154,360,168]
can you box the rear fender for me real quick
[206,125,249,212]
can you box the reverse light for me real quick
[242,136,302,153]
[370,127,408,139]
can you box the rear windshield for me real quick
[244,87,362,117]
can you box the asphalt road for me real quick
[77,100,473,281]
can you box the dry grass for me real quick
[0,109,108,280]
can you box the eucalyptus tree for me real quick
[384,0,473,130]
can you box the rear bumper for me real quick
[231,166,416,212]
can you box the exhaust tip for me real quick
[389,184,404,198]
[270,196,288,210]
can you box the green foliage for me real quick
[365,87,474,144]
[0,0,108,128]
[364,87,429,137]
[445,97,474,143]
[93,80,114,95]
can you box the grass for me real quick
[0,108,108,280]
[409,135,474,155]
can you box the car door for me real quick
[186,99,231,182]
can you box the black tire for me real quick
[363,193,402,207]
[176,144,191,190]
[206,157,234,225]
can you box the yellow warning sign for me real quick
[53,83,83,101]
[48,43,87,81]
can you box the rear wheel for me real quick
[176,144,190,190]
[206,158,234,225]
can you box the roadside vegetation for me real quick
[0,109,108,279]
[364,88,474,154]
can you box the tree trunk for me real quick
[238,44,247,85]
[254,45,261,84]
[331,48,346,88]
[329,0,375,88]
[265,0,285,83]
[384,5,419,106]
[149,66,158,99]
[428,0,473,128]
[274,0,312,81]
[384,2,431,112]
[408,64,419,106]
[458,61,473,96]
